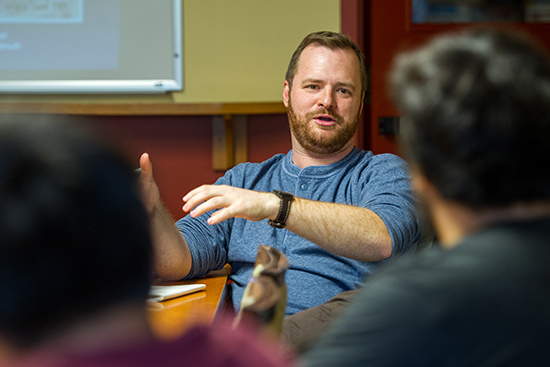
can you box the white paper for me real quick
[148,283,206,302]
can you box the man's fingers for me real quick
[207,206,237,225]
[139,153,154,179]
[189,195,227,217]
[183,184,220,203]
[183,185,223,211]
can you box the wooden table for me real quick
[147,265,231,341]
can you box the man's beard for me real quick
[287,97,360,155]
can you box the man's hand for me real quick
[183,185,279,225]
[138,153,161,215]
[138,152,192,280]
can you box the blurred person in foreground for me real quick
[0,115,291,367]
[304,27,550,366]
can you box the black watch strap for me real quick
[268,190,294,228]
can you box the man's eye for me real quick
[306,85,319,90]
[338,88,351,95]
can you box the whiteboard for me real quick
[0,0,182,93]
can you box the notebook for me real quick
[148,283,206,302]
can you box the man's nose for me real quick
[318,88,335,110]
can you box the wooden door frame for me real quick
[341,0,370,150]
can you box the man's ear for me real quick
[283,80,290,108]
[411,169,442,209]
[411,169,430,194]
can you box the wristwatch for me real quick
[268,190,294,228]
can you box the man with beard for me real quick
[138,31,420,351]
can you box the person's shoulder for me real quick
[366,237,522,300]
[351,148,406,165]
[349,150,409,180]
[361,246,484,303]
[368,248,446,285]
[371,151,408,166]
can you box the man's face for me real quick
[283,44,364,155]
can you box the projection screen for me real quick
[0,0,182,93]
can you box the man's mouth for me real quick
[314,114,337,127]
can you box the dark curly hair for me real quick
[391,27,550,208]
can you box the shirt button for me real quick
[300,183,308,191]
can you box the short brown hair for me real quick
[285,31,368,96]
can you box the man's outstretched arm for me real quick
[139,153,192,280]
[183,184,393,262]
